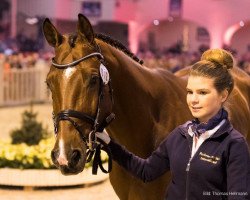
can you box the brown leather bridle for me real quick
[51,51,115,174]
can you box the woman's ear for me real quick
[221,89,229,103]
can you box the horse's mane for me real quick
[95,33,144,65]
[68,32,143,65]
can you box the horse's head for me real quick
[43,14,114,175]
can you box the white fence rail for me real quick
[0,64,50,107]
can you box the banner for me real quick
[82,1,101,17]
[169,0,182,18]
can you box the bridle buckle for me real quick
[88,130,98,151]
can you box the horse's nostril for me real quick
[71,149,81,164]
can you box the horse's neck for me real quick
[99,42,188,155]
[99,41,154,112]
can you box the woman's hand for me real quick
[96,129,111,144]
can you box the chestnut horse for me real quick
[43,14,249,199]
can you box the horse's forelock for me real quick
[68,33,78,48]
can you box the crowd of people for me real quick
[0,39,250,76]
[0,51,52,71]
[138,45,250,75]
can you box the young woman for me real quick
[97,49,250,200]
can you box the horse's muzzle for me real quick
[51,147,87,175]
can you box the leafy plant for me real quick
[0,138,56,169]
[2,104,108,169]
[0,138,108,169]
[10,104,51,146]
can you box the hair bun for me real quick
[201,49,234,70]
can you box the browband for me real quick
[51,52,104,69]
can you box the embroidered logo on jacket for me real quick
[199,152,220,164]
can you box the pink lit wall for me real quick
[231,23,250,56]
[16,0,250,54]
[183,0,250,48]
[139,19,210,53]
[54,0,115,23]
[115,0,169,23]
[17,0,56,18]
[135,0,169,23]
[17,0,116,23]
[114,0,170,53]
[116,0,250,53]
[114,1,136,23]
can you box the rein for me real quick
[51,51,115,175]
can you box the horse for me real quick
[43,14,250,199]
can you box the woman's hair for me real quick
[190,49,234,94]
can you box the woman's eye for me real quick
[187,91,192,94]
[200,91,207,95]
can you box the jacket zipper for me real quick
[185,137,210,200]
[185,140,192,200]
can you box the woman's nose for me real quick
[191,94,199,103]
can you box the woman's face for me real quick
[186,75,228,122]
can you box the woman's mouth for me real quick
[191,107,202,112]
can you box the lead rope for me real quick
[91,140,112,175]
[87,110,114,174]
[86,126,113,175]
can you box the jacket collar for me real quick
[179,119,233,139]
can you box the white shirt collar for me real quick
[188,119,226,138]
[188,119,226,158]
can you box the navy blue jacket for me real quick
[108,119,250,200]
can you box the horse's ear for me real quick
[77,14,94,44]
[43,18,63,47]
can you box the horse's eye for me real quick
[89,75,99,86]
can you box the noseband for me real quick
[51,51,115,174]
